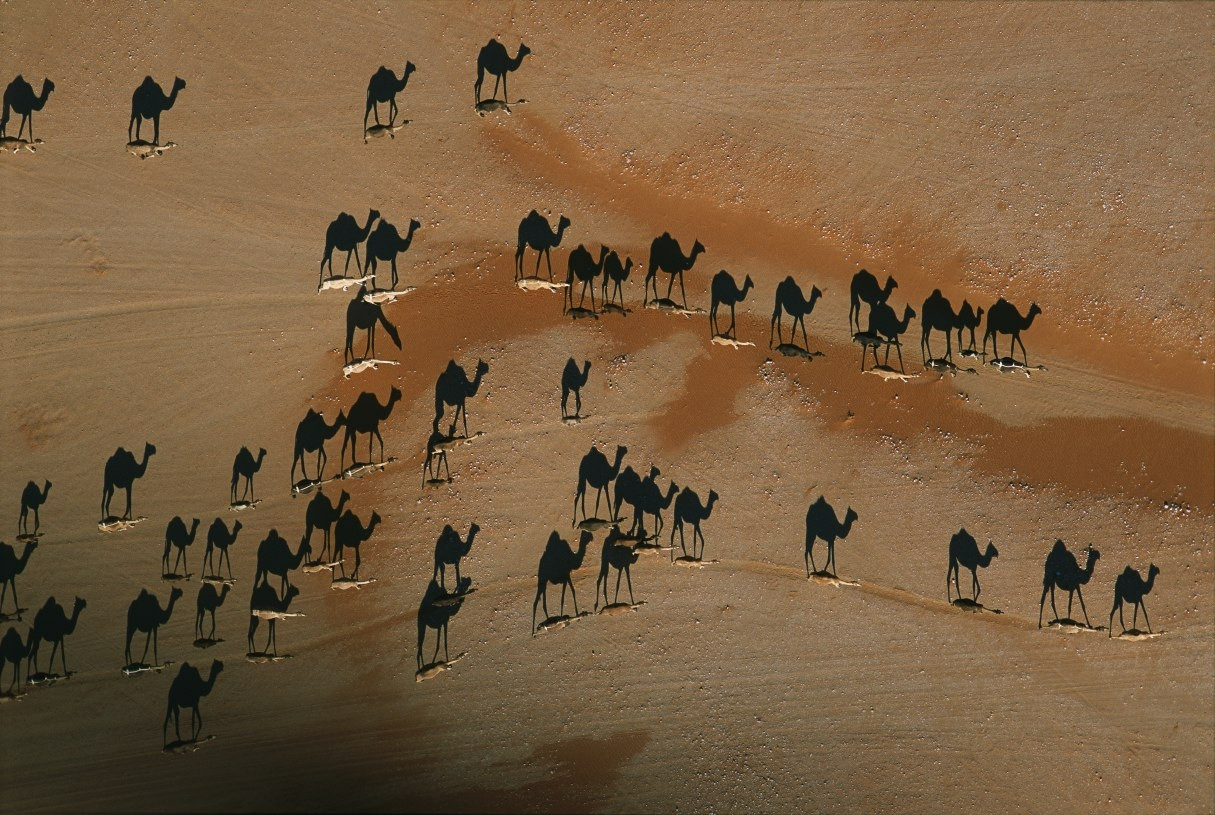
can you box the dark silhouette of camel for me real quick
[863,301,917,373]
[596,527,639,609]
[612,466,643,532]
[920,289,961,363]
[1109,564,1160,637]
[475,40,530,105]
[365,61,416,130]
[19,480,51,537]
[423,419,452,486]
[983,298,1042,364]
[203,518,241,580]
[955,300,984,353]
[1,626,34,693]
[804,496,857,577]
[195,583,230,641]
[304,488,350,564]
[248,583,299,656]
[564,244,609,313]
[601,250,634,310]
[434,359,489,438]
[230,446,267,504]
[573,444,628,526]
[709,270,754,339]
[635,470,678,540]
[1,75,54,141]
[365,218,421,290]
[342,387,401,470]
[645,233,705,307]
[848,269,898,335]
[561,358,591,419]
[671,487,718,561]
[532,530,592,632]
[319,209,380,286]
[128,76,185,145]
[515,211,570,281]
[292,408,346,486]
[28,596,85,677]
[254,529,311,594]
[417,578,470,670]
[126,587,181,666]
[433,522,479,590]
[334,509,381,580]
[345,285,402,364]
[946,529,998,603]
[102,442,156,521]
[1038,540,1101,628]
[164,660,223,746]
[770,276,822,350]
[0,540,37,616]
[162,516,201,577]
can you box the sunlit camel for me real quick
[291,408,346,486]
[561,358,592,419]
[162,516,201,577]
[671,487,718,561]
[709,270,754,339]
[573,444,628,526]
[341,387,401,470]
[1109,564,1160,637]
[433,522,480,590]
[319,209,380,286]
[364,61,416,130]
[946,528,999,603]
[345,285,402,364]
[1,75,54,142]
[230,446,267,504]
[982,298,1042,365]
[128,75,185,145]
[645,233,705,307]
[18,479,51,537]
[0,540,37,617]
[126,587,182,667]
[848,269,897,335]
[203,518,241,580]
[1038,539,1100,628]
[28,596,85,677]
[474,40,530,105]
[163,660,223,747]
[101,442,156,521]
[770,276,822,350]
[434,359,489,438]
[365,217,421,290]
[804,496,857,578]
[532,530,592,632]
[515,210,570,281]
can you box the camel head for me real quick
[366,209,382,229]
[809,285,823,306]
[467,522,481,544]
[207,658,224,682]
[43,479,53,496]
[741,274,754,297]
[172,77,187,94]
[985,541,1000,560]
[256,447,268,465]
[612,445,628,471]
[407,218,422,237]
[232,520,243,536]
[582,360,592,378]
[899,305,917,330]
[475,359,490,378]
[40,78,56,100]
[883,276,899,296]
[844,507,859,527]
[516,43,532,61]
[555,215,571,241]
[404,61,417,78]
[143,441,158,460]
[285,585,301,605]
[691,239,706,258]
[367,511,383,536]
[1026,303,1042,322]
[388,386,403,408]
[169,586,184,604]
[576,529,593,555]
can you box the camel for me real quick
[573,444,628,526]
[564,244,609,313]
[254,529,311,595]
[433,522,480,590]
[474,40,531,105]
[601,250,634,309]
[230,447,267,505]
[126,587,181,667]
[955,300,985,353]
[319,209,380,286]
[162,516,201,577]
[248,583,299,656]
[709,270,754,339]
[946,529,999,603]
[304,488,350,564]
[333,509,381,580]
[128,76,186,145]
[18,479,51,536]
[423,419,452,486]
[342,387,402,470]
[1038,540,1101,628]
[1,626,34,693]
[195,583,230,641]
[920,289,961,363]
[365,218,421,290]
[532,530,592,632]
[1109,564,1160,637]
[848,269,898,335]
[434,359,489,438]
[292,408,346,486]
[515,211,570,281]
[645,233,705,308]
[596,527,640,609]
[417,578,469,670]
[164,660,223,746]
[671,487,718,561]
[635,470,679,540]
[28,596,85,677]
[863,301,917,373]
[0,540,37,616]
[364,61,416,130]
[982,298,1042,365]
[1,76,54,142]
[770,277,823,350]
[804,496,858,578]
[203,518,242,580]
[345,285,402,364]
[561,358,592,419]
[101,442,156,521]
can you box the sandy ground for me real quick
[1,2,1212,812]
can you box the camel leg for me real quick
[515,247,524,280]
[613,569,623,605]
[1139,602,1151,633]
[129,113,137,143]
[625,567,634,605]
[827,542,835,577]
[559,581,567,616]
[1075,587,1091,627]
[972,568,980,602]
[1015,334,1028,366]
[575,389,581,418]
[191,704,202,741]
[222,548,233,580]
[492,75,502,102]
[535,249,545,280]
[124,487,133,521]
[799,316,810,353]
[140,631,152,666]
[806,543,812,578]
[152,113,161,146]
[894,340,905,373]
[729,304,737,339]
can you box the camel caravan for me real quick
[0,30,1165,760]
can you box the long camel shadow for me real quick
[670,485,719,563]
[364,61,415,135]
[18,479,52,538]
[803,496,857,581]
[1038,539,1102,630]
[946,528,1000,612]
[125,587,182,673]
[319,209,380,288]
[1,539,38,621]
[3,75,55,143]
[101,442,156,524]
[27,595,86,684]
[1108,563,1160,638]
[416,577,472,679]
[128,75,185,146]
[573,444,628,527]
[474,39,530,108]
[163,659,223,749]
[532,530,593,633]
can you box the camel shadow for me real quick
[416,577,472,678]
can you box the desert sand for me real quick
[1,2,1212,812]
